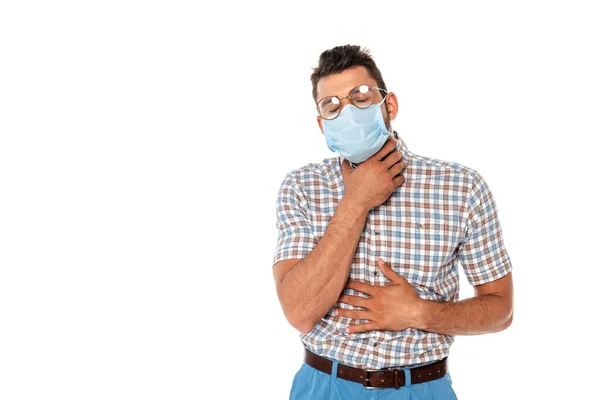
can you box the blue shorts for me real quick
[289,358,458,399]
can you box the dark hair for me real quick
[310,45,387,103]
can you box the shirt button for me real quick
[374,271,379,276]
[375,230,380,235]
[373,342,379,347]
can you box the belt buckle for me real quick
[362,368,383,390]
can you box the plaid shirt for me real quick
[272,134,512,369]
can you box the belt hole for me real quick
[418,374,421,378]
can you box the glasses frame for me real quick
[316,85,389,120]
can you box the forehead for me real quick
[316,66,378,101]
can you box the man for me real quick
[272,45,513,399]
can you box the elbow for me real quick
[283,306,316,333]
[296,322,315,334]
[493,292,513,332]
[275,283,319,334]
[501,311,513,331]
[288,313,316,334]
[502,295,514,330]
[496,308,513,332]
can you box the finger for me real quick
[377,258,400,282]
[388,159,407,177]
[335,308,371,320]
[338,294,370,308]
[373,136,398,162]
[393,173,406,187]
[383,149,404,169]
[345,280,374,296]
[346,322,377,334]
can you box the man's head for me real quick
[310,45,398,139]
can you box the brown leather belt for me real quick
[304,348,448,389]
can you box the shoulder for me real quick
[405,150,498,211]
[405,149,482,185]
[279,156,340,189]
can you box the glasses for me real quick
[316,84,388,120]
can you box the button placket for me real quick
[362,212,373,282]
[364,210,376,282]
[373,205,385,279]
[370,224,379,279]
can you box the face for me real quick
[315,66,398,134]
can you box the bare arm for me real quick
[273,197,369,333]
[416,272,513,335]
[273,138,406,333]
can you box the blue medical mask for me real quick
[322,103,390,163]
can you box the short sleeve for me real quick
[272,174,318,266]
[458,172,513,285]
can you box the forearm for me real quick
[415,294,513,335]
[280,195,369,333]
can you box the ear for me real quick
[317,115,324,135]
[385,92,399,121]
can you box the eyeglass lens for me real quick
[318,85,378,120]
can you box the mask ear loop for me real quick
[376,92,389,106]
[379,95,394,135]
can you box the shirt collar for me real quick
[347,131,408,169]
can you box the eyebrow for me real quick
[317,83,374,104]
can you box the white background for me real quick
[1,1,598,399]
